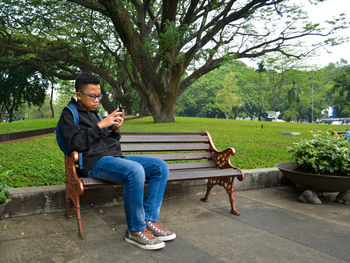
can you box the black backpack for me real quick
[56,104,102,169]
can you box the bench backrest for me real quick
[120,131,216,171]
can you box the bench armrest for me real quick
[64,151,84,195]
[205,131,244,181]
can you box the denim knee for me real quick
[124,162,145,185]
[157,159,169,179]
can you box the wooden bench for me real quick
[64,131,244,238]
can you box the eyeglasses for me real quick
[80,91,103,101]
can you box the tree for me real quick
[285,80,300,121]
[0,66,47,122]
[255,61,267,120]
[1,0,347,122]
[74,0,348,122]
[0,0,138,115]
[216,73,243,119]
[332,64,350,117]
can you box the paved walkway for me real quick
[1,186,349,263]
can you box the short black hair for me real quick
[75,72,100,92]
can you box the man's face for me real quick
[76,84,102,111]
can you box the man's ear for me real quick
[76,91,81,101]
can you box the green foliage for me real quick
[2,0,348,122]
[159,20,181,53]
[216,72,243,118]
[0,183,9,205]
[176,58,348,122]
[332,64,350,117]
[288,131,350,176]
[0,66,48,121]
[176,60,252,118]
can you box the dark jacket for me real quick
[59,98,123,175]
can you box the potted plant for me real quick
[276,130,350,204]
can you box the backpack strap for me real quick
[66,104,80,126]
[64,104,84,169]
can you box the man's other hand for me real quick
[97,108,124,131]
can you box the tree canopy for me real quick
[332,64,350,117]
[0,0,348,122]
[0,66,47,122]
[175,58,350,122]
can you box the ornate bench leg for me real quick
[226,178,240,216]
[201,177,240,216]
[65,153,85,239]
[200,179,215,202]
[65,196,71,219]
[72,194,85,239]
[65,186,85,239]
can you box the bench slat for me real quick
[130,152,212,161]
[168,161,217,170]
[81,167,241,186]
[120,131,206,135]
[81,177,116,186]
[121,143,211,152]
[120,135,209,143]
[169,168,241,181]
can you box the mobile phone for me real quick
[118,106,125,112]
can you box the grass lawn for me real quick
[0,116,348,188]
[0,118,59,134]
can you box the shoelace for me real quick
[152,222,166,231]
[140,228,155,239]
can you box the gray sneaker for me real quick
[146,221,176,241]
[125,229,165,250]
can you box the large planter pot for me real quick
[276,161,350,193]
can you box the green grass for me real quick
[0,118,59,134]
[0,115,136,134]
[0,116,349,188]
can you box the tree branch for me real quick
[68,0,109,16]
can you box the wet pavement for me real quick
[1,186,349,263]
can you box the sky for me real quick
[302,0,350,67]
[241,0,350,69]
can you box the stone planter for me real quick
[276,161,350,204]
[276,161,350,192]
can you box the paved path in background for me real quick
[1,186,349,263]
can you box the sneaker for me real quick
[125,229,165,250]
[146,221,176,241]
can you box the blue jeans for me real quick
[87,156,169,232]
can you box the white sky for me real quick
[301,0,350,67]
[241,0,350,69]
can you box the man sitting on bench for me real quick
[58,72,176,250]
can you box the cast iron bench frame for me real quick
[64,131,244,238]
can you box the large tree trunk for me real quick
[147,81,179,122]
[147,97,177,122]
[139,100,151,116]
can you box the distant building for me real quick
[321,106,334,118]
[266,111,284,122]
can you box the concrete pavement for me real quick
[1,186,349,263]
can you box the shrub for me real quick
[0,183,9,205]
[288,131,350,176]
